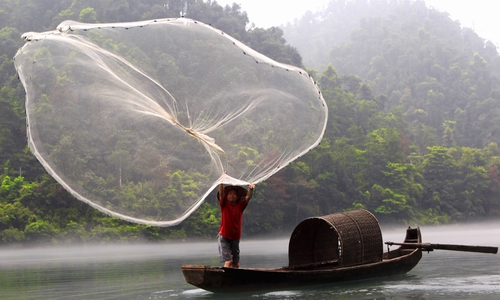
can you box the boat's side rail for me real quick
[284,259,339,270]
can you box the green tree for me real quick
[79,7,97,23]
[421,146,457,216]
[370,162,422,221]
[247,27,303,67]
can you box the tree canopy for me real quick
[1,0,500,244]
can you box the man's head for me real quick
[226,188,239,203]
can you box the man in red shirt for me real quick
[217,182,255,268]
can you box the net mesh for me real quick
[14,18,328,226]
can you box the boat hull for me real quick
[181,248,422,293]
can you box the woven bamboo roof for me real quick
[288,209,383,267]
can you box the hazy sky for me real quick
[214,0,499,46]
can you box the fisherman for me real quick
[217,180,255,268]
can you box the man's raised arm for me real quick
[218,183,225,202]
[245,184,255,202]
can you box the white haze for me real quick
[0,239,289,269]
[215,0,500,47]
[382,221,500,246]
[1,222,497,269]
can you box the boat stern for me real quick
[181,265,225,289]
[181,265,206,286]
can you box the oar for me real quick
[385,242,498,254]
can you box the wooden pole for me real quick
[385,242,498,254]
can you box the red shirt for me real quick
[219,197,248,240]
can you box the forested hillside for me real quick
[282,0,500,222]
[284,0,400,70]
[1,0,499,245]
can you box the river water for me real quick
[0,223,498,299]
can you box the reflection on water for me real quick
[0,224,498,299]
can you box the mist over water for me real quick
[0,223,498,299]
[383,221,500,244]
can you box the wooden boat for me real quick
[181,209,497,293]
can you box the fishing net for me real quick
[14,18,328,226]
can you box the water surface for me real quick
[0,224,498,299]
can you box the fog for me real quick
[0,239,288,269]
[1,222,497,270]
[215,0,500,46]
[382,221,500,247]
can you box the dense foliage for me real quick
[1,0,499,244]
[282,0,500,225]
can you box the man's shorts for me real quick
[218,234,240,263]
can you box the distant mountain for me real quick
[284,0,500,150]
[283,0,401,71]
